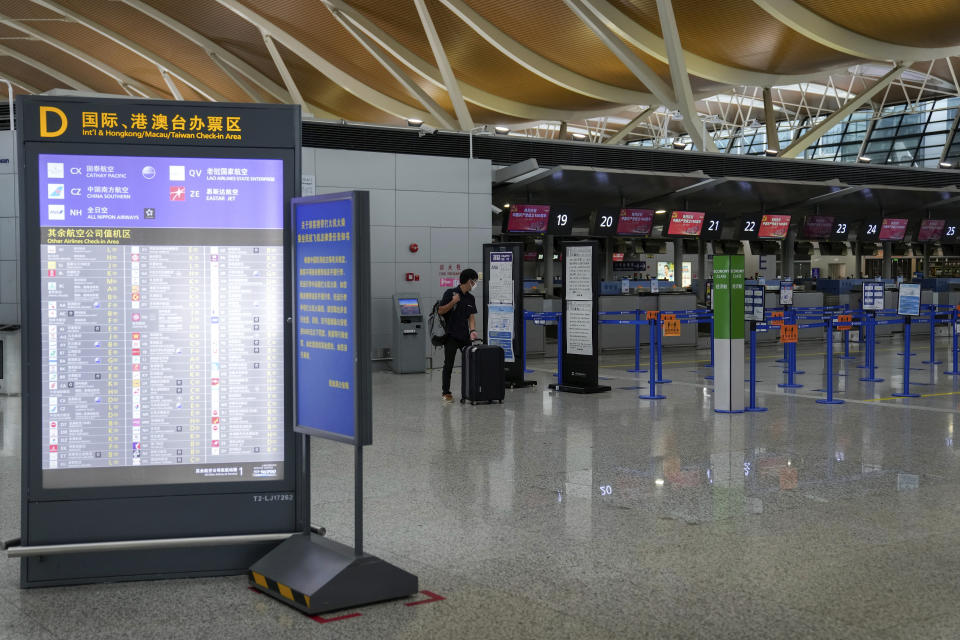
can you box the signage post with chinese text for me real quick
[713,255,745,412]
[14,95,303,586]
[483,242,534,388]
[249,191,417,615]
[549,242,610,394]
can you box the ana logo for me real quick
[39,106,68,138]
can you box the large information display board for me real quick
[39,153,285,488]
[293,193,371,445]
[17,96,302,586]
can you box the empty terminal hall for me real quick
[4,0,960,638]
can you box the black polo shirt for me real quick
[440,286,477,342]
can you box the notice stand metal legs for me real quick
[746,322,766,412]
[778,337,802,389]
[893,316,920,398]
[654,319,671,384]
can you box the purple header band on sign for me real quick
[39,153,284,230]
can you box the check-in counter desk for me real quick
[599,295,650,351]
[523,296,546,355]
[657,292,697,347]
[793,291,824,341]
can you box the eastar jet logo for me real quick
[169,185,186,201]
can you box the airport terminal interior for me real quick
[3,0,960,638]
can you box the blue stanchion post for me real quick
[555,315,563,381]
[945,307,960,376]
[746,321,767,412]
[923,307,942,365]
[778,316,802,389]
[893,316,920,398]
[859,311,883,383]
[655,315,671,384]
[639,316,665,400]
[522,311,533,374]
[704,315,715,380]
[817,319,844,405]
[627,308,644,373]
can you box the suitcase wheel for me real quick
[459,399,465,404]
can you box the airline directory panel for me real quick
[39,153,285,488]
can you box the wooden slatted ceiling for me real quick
[463,0,672,92]
[347,0,622,110]
[62,0,253,103]
[796,0,960,49]
[0,25,139,95]
[607,0,867,75]
[0,2,169,95]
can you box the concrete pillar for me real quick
[673,240,683,288]
[697,238,706,302]
[783,228,796,279]
[922,243,931,277]
[604,237,615,282]
[882,242,892,279]
[854,242,862,278]
[543,234,554,297]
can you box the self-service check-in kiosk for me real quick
[392,294,426,373]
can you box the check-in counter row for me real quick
[523,293,698,356]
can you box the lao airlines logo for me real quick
[169,185,186,201]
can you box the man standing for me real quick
[438,268,479,404]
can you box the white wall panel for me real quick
[0,175,16,217]
[430,228,469,263]
[370,262,396,299]
[0,260,16,304]
[468,158,491,194]
[315,148,396,190]
[397,190,467,227]
[370,226,396,263]
[396,154,467,193]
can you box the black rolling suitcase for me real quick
[460,344,505,404]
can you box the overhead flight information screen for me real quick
[757,214,791,239]
[39,153,285,488]
[615,209,654,235]
[878,217,908,240]
[917,219,946,242]
[666,211,704,236]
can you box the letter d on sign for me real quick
[39,106,68,137]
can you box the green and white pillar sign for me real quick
[713,255,745,412]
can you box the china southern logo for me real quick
[39,106,68,137]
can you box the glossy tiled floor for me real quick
[3,331,960,639]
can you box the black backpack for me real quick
[428,299,449,347]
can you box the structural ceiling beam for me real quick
[0,10,159,98]
[206,50,262,103]
[751,0,958,61]
[30,0,227,101]
[436,0,656,105]
[329,7,457,130]
[605,106,657,144]
[322,0,636,122]
[216,0,435,124]
[582,0,832,87]
[780,65,905,158]
[0,43,93,92]
[412,0,473,130]
[0,71,40,94]
[564,0,676,107]
[261,33,313,118]
[654,0,718,151]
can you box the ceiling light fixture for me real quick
[939,161,953,169]
[764,149,778,157]
[857,156,872,164]
[672,140,686,150]
[655,209,667,214]
[494,126,510,134]
[406,118,423,127]
[571,132,587,140]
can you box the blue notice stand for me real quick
[858,311,884,383]
[746,322,767,412]
[638,318,665,400]
[817,320,844,404]
[892,316,921,398]
[945,307,960,376]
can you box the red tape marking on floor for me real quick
[404,590,446,606]
[312,613,362,623]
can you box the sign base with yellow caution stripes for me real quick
[249,533,418,615]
